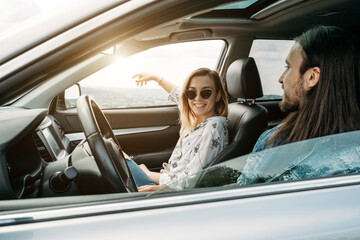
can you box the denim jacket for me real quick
[237,128,360,185]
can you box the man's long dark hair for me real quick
[269,26,360,146]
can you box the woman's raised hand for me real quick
[133,72,175,94]
[132,72,161,87]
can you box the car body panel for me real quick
[1,175,360,239]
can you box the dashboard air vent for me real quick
[32,133,53,162]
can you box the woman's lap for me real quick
[126,159,157,187]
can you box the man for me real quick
[238,26,360,185]
[255,25,360,151]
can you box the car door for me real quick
[52,40,226,171]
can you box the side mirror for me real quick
[64,83,81,109]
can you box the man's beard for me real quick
[279,78,303,113]
[279,96,299,112]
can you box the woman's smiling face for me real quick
[187,75,220,123]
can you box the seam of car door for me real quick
[1,174,360,226]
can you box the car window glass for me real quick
[169,130,360,191]
[0,0,75,35]
[64,84,80,108]
[75,40,225,109]
[249,39,294,100]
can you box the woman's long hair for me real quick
[269,26,360,146]
[179,68,228,136]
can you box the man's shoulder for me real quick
[253,126,278,152]
[263,127,278,137]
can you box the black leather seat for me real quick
[209,57,268,166]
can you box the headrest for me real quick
[226,57,263,99]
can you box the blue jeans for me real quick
[126,159,157,187]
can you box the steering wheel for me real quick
[76,95,137,193]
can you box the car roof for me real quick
[1,0,359,64]
[136,0,360,42]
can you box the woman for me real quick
[128,68,229,192]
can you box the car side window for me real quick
[70,40,225,109]
[249,39,294,100]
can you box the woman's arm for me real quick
[133,72,176,94]
[137,184,169,192]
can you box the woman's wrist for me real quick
[157,77,163,85]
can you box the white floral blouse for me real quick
[159,87,229,190]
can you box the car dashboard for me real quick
[0,107,73,200]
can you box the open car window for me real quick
[249,39,294,100]
[69,40,225,109]
[166,130,360,191]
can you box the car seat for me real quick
[208,57,268,166]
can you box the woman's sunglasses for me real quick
[184,89,213,100]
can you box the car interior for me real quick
[0,0,360,212]
[209,57,268,166]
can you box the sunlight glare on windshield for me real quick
[0,0,77,34]
[81,40,225,89]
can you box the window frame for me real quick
[62,39,228,110]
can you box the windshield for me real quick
[0,0,75,35]
[165,130,360,191]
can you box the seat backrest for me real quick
[209,57,268,166]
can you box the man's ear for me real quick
[304,67,320,90]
